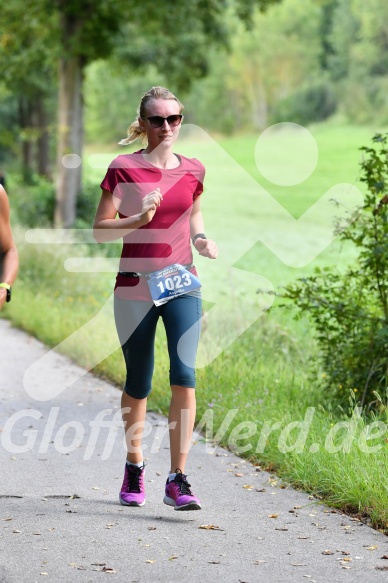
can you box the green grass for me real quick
[4,121,388,533]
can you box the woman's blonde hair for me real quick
[118,86,184,146]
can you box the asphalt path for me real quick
[0,318,388,583]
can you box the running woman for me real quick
[0,185,18,309]
[93,86,218,510]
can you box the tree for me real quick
[327,0,388,122]
[182,0,323,132]
[2,0,283,226]
[56,0,284,227]
[0,1,57,180]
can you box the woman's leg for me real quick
[162,292,202,473]
[121,392,148,464]
[114,297,158,462]
[168,385,196,472]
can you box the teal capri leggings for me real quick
[114,291,202,399]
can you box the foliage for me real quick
[0,88,19,161]
[327,0,388,123]
[164,0,323,132]
[271,78,337,125]
[278,133,388,409]
[11,175,101,229]
[84,62,166,143]
[11,175,55,227]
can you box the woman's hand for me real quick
[140,188,163,225]
[194,238,218,259]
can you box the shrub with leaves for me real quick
[278,134,388,409]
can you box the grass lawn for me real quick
[4,121,388,532]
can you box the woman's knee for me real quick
[124,384,152,400]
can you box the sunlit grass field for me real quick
[4,122,388,531]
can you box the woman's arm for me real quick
[93,188,163,243]
[190,197,218,259]
[0,187,18,309]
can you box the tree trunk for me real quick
[36,98,51,179]
[252,82,268,130]
[19,97,34,184]
[55,55,83,228]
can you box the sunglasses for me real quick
[142,114,183,128]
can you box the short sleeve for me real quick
[100,156,132,200]
[192,159,206,201]
[100,170,121,200]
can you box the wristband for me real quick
[0,282,11,302]
[192,233,206,244]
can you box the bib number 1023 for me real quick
[156,272,192,294]
[147,264,201,306]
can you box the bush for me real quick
[272,80,337,126]
[12,175,55,227]
[11,175,101,230]
[76,179,100,227]
[277,133,388,409]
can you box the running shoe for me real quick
[163,468,201,511]
[119,463,145,506]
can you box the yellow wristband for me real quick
[0,282,12,302]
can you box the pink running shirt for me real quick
[100,150,205,301]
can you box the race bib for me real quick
[147,264,201,306]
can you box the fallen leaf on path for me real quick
[376,566,388,571]
[69,564,86,571]
[145,560,156,564]
[169,556,178,560]
[291,563,307,567]
[381,555,388,560]
[275,527,288,531]
[268,514,278,519]
[208,561,220,564]
[254,560,266,564]
[322,550,334,555]
[199,524,224,531]
[234,473,244,477]
[148,526,157,530]
[243,485,253,490]
[367,545,378,551]
[12,529,21,533]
